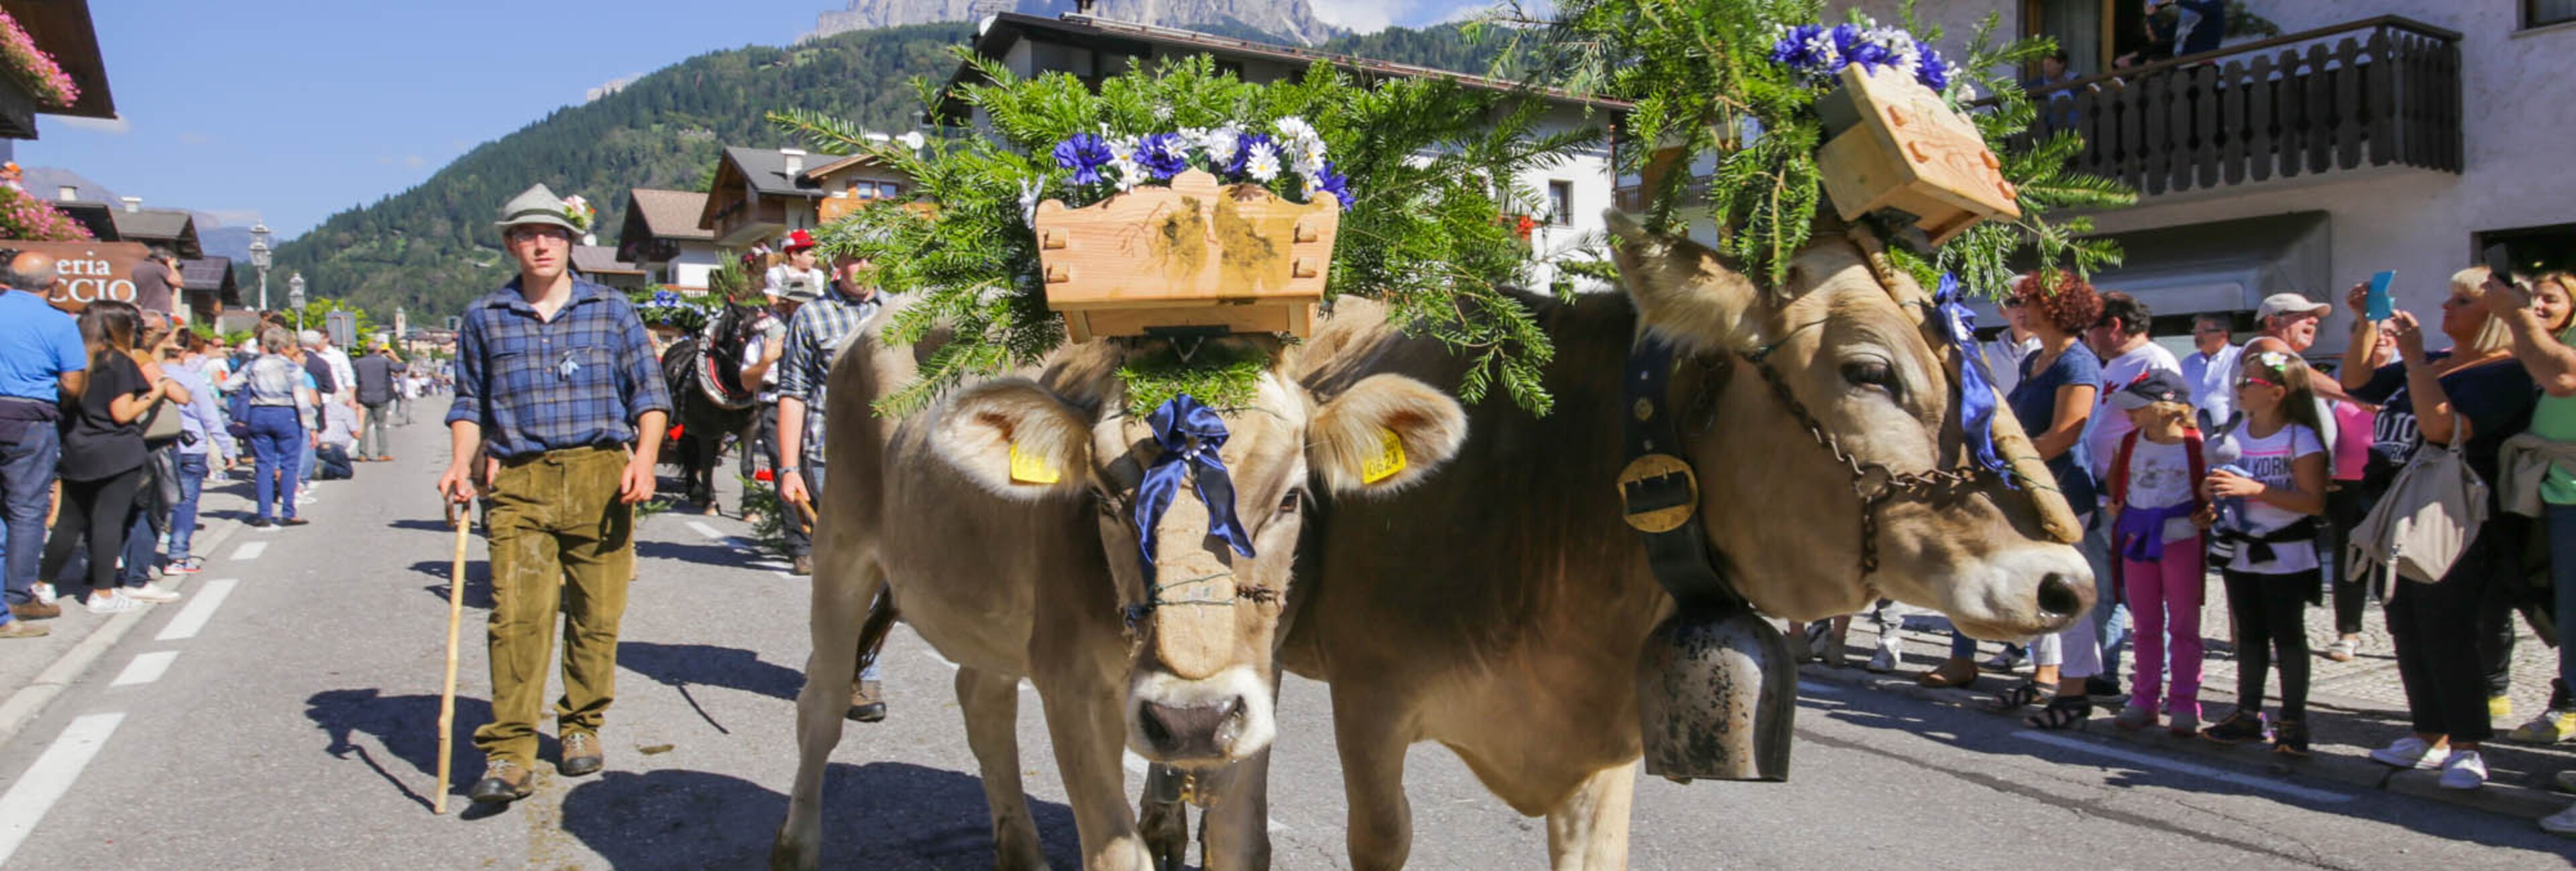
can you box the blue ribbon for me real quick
[1931,273,2012,480]
[1132,395,1256,580]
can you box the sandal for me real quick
[2025,697,2091,730]
[2324,638,2357,662]
[1990,679,2046,712]
[1918,658,1979,688]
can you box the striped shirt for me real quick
[447,276,673,460]
[775,287,881,464]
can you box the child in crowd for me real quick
[2200,350,2330,756]
[2102,372,2209,735]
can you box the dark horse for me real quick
[659,303,765,510]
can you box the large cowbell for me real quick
[1619,340,1796,783]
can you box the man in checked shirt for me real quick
[439,185,672,804]
[775,252,888,721]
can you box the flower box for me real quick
[1034,168,1338,342]
[1815,62,2021,245]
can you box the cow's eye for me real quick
[1841,360,1898,394]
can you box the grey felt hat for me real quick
[494,184,582,233]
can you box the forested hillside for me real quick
[272,21,1505,320]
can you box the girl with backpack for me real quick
[2200,350,2332,755]
[2103,371,2210,735]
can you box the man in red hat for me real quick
[764,229,827,303]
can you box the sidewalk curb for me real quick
[1796,660,2569,821]
[0,515,246,747]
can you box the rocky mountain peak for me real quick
[809,0,1344,46]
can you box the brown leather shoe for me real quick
[9,601,60,620]
[1917,656,1980,688]
[847,680,887,722]
[791,555,813,576]
[0,619,48,638]
[467,760,534,803]
[558,732,604,777]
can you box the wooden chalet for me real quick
[614,187,719,294]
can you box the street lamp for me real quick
[249,223,273,313]
[287,272,306,327]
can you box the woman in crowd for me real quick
[38,301,179,614]
[2491,271,2576,749]
[239,326,315,527]
[2322,327,2394,662]
[2198,350,2330,754]
[164,331,233,574]
[2341,266,2537,789]
[1923,273,2102,709]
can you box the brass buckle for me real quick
[1617,454,1699,533]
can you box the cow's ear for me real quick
[929,380,1093,499]
[1307,374,1468,496]
[1607,209,1765,353]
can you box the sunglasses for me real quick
[2000,298,2025,309]
[2236,375,2283,390]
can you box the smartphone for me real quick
[2484,242,2517,287]
[2366,270,2395,321]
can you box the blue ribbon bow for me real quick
[1931,274,2012,481]
[1132,395,1256,580]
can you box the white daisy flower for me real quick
[1197,125,1243,165]
[1018,176,1046,228]
[1245,141,1281,182]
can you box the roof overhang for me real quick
[7,0,116,120]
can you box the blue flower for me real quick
[1768,24,1824,66]
[1226,131,1273,179]
[650,290,682,307]
[1313,160,1349,207]
[1915,46,1952,92]
[1052,133,1114,186]
[1135,132,1189,180]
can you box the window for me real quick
[2474,223,2576,275]
[1546,181,1574,227]
[2530,0,2576,29]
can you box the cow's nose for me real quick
[1137,696,1243,760]
[2035,572,2088,620]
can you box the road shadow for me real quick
[559,762,1080,870]
[618,641,806,734]
[410,559,492,609]
[388,517,468,534]
[633,537,777,570]
[305,687,545,813]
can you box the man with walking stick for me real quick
[437,185,670,805]
[777,252,889,721]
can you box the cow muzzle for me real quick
[1934,544,2096,639]
[1126,665,1275,767]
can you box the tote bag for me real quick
[2347,413,2488,584]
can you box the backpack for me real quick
[2108,427,2206,515]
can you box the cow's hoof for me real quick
[767,832,819,871]
[847,681,888,722]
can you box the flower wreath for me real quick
[560,195,596,235]
[1040,119,1348,217]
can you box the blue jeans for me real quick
[168,453,207,561]
[0,424,56,618]
[298,423,317,485]
[2547,505,2576,706]
[248,406,302,521]
[116,489,160,587]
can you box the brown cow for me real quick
[769,295,1470,871]
[1160,214,2094,869]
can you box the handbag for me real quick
[140,397,183,444]
[2347,413,2488,584]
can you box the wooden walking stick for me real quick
[435,502,470,815]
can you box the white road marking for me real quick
[154,579,238,642]
[0,713,125,865]
[2011,730,2353,803]
[109,652,178,687]
[686,521,724,540]
[229,541,266,561]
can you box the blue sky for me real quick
[17,1,1491,242]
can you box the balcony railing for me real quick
[2019,15,2462,196]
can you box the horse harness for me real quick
[1616,233,2004,611]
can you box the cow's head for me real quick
[1607,213,2092,639]
[929,339,1466,766]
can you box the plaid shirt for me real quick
[775,286,881,465]
[447,276,673,459]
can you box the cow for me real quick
[769,294,1471,871]
[1154,213,2098,870]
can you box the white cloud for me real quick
[403,155,426,168]
[46,114,130,134]
[1308,0,1407,34]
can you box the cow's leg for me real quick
[768,559,881,871]
[1196,748,1273,871]
[1137,766,1189,871]
[1033,677,1152,871]
[1333,694,1413,871]
[958,666,1048,871]
[1543,759,1637,871]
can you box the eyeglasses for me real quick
[2193,326,2230,334]
[506,226,573,244]
[2236,375,2282,390]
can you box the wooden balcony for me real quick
[2019,15,2462,196]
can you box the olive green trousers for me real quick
[470,446,634,769]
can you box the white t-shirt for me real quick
[2084,341,2183,483]
[2119,437,2200,542]
[2228,421,2326,574]
[2181,344,2241,424]
[1982,332,2039,397]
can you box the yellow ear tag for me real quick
[1008,443,1061,484]
[1360,427,1407,484]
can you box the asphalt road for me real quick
[0,399,2567,870]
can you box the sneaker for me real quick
[2438,750,2489,790]
[121,585,180,604]
[1865,648,1897,674]
[31,582,55,605]
[1980,648,2029,673]
[2167,709,2200,737]
[2491,695,2516,719]
[2369,735,2451,770]
[2271,719,2311,758]
[0,619,46,638]
[83,592,138,614]
[2201,709,2267,744]
[165,558,204,576]
[2324,637,2357,662]
[2541,802,2576,838]
[2510,709,2576,744]
[2114,704,2157,731]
